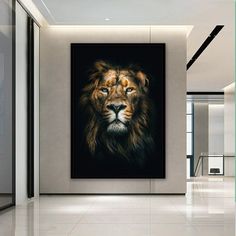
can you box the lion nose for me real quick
[107,104,127,113]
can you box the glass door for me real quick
[0,0,15,209]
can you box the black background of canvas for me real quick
[71,43,165,178]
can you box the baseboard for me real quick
[40,193,186,196]
[0,203,14,212]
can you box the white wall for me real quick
[208,104,224,175]
[15,2,28,204]
[40,26,187,194]
[224,83,235,176]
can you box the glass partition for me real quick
[0,0,15,209]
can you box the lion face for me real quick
[89,61,149,135]
[80,60,151,156]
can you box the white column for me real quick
[224,83,235,176]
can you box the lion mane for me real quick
[80,60,154,164]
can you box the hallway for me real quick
[0,177,234,236]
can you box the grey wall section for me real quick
[208,105,224,155]
[40,26,186,194]
[0,0,13,196]
[224,83,235,176]
[208,104,224,174]
[194,103,208,176]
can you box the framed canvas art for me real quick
[71,43,165,178]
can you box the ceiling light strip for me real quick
[187,92,224,95]
[187,25,224,70]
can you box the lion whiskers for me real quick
[107,121,128,134]
[106,112,116,123]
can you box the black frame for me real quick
[71,43,166,179]
[11,0,16,208]
[27,16,34,198]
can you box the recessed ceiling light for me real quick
[105,18,111,21]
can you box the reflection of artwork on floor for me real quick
[71,43,165,178]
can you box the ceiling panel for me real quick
[32,0,234,91]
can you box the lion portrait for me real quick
[79,60,155,166]
[71,43,165,178]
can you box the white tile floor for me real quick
[0,177,235,236]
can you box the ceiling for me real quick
[32,0,234,91]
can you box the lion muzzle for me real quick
[106,103,128,134]
[106,104,127,114]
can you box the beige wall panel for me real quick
[40,26,186,193]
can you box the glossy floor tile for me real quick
[0,176,235,236]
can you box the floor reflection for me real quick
[0,176,234,236]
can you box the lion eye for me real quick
[126,87,134,93]
[100,87,109,94]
